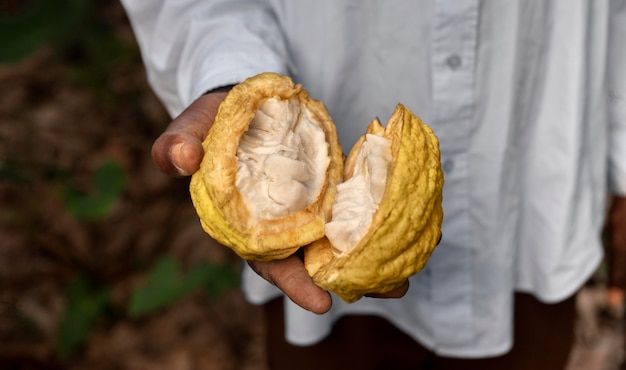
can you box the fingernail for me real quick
[170,142,190,176]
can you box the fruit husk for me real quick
[304,104,444,303]
[189,72,343,261]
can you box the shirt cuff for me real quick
[183,53,289,114]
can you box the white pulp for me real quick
[235,98,329,220]
[325,133,391,254]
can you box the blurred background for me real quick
[0,1,623,369]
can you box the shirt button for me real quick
[446,55,462,70]
[442,158,454,173]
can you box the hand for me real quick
[248,256,409,314]
[151,87,409,315]
[151,88,230,177]
[248,256,332,314]
[149,88,330,313]
[606,196,626,307]
[367,281,410,299]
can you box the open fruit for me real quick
[304,105,443,303]
[190,72,443,302]
[189,72,343,260]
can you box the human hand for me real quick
[151,87,409,314]
[151,87,231,177]
[248,256,409,314]
[606,196,626,308]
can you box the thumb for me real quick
[152,88,230,177]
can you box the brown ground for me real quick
[0,3,266,369]
[0,2,623,369]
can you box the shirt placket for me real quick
[428,0,479,350]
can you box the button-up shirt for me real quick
[121,0,626,357]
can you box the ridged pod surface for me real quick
[189,72,343,260]
[304,105,444,303]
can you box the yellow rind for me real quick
[304,104,444,303]
[190,72,343,261]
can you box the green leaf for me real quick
[0,1,55,63]
[63,159,126,220]
[56,276,109,357]
[0,163,27,184]
[0,0,90,63]
[128,257,183,317]
[193,263,240,300]
[128,256,239,317]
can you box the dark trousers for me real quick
[264,293,576,370]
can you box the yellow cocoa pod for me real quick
[304,105,444,303]
[189,72,344,260]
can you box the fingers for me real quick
[248,255,332,314]
[152,89,230,177]
[151,132,204,177]
[366,280,410,299]
[249,254,409,314]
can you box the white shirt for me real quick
[121,0,626,358]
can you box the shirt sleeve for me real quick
[608,0,626,195]
[120,0,290,118]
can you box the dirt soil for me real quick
[0,3,266,369]
[0,2,623,369]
